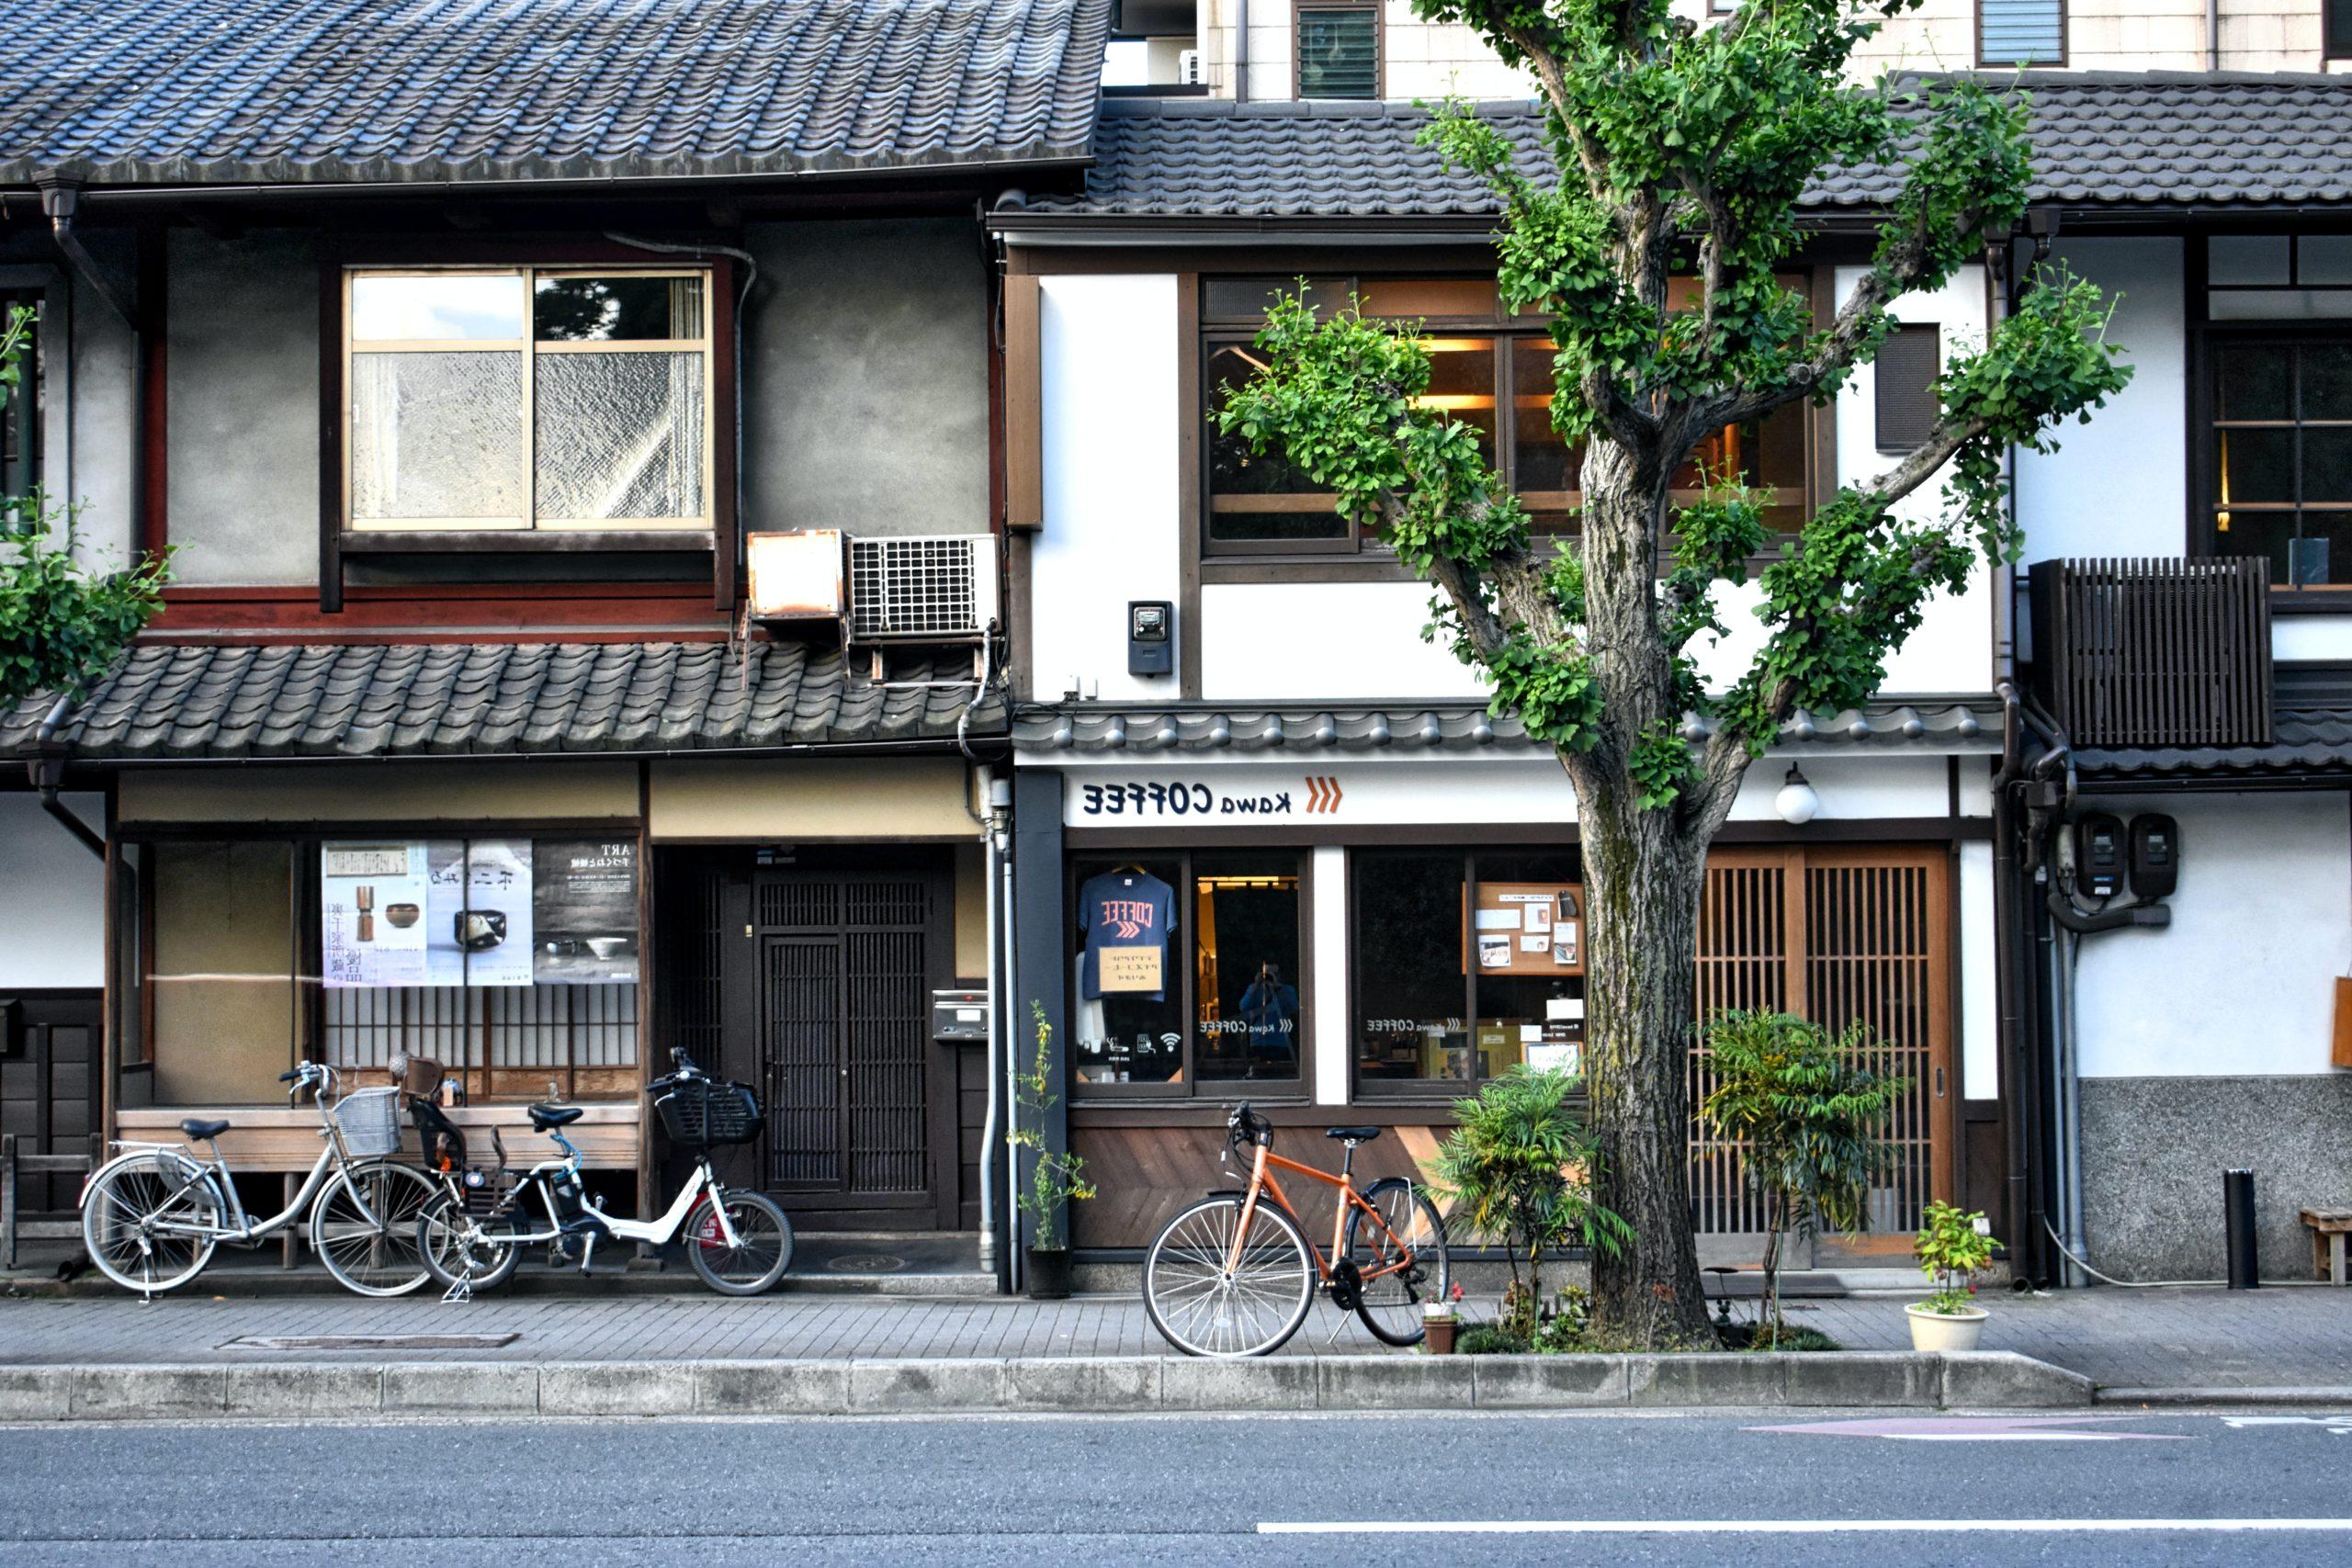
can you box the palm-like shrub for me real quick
[1430,1067,1634,1337]
[1700,1010,1905,1346]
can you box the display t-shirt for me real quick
[1078,870,1177,1001]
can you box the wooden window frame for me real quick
[1293,0,1383,101]
[1197,272,1815,565]
[1066,849,1315,1104]
[1975,0,2067,68]
[321,241,739,614]
[2195,325,2352,593]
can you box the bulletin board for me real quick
[1468,882,1585,978]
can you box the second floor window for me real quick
[2210,338,2352,587]
[1203,276,1808,557]
[1296,3,1379,99]
[1977,0,2064,65]
[344,267,711,534]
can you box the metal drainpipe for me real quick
[1233,0,1250,102]
[977,767,1002,1272]
[30,696,105,861]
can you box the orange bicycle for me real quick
[1142,1102,1450,1357]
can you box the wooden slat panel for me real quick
[2041,556,2272,748]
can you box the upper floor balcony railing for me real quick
[2026,558,2275,750]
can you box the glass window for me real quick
[345,268,710,533]
[1070,852,1303,1094]
[2210,340,2352,587]
[2333,0,2352,58]
[1353,848,1586,1096]
[1296,5,1378,99]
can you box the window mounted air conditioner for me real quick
[846,535,1001,644]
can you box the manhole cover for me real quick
[824,1253,906,1273]
[220,1333,520,1351]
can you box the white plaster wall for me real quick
[2274,616,2352,662]
[1200,581,1479,701]
[1311,843,1351,1105]
[2014,240,2187,564]
[1030,274,1185,705]
[0,793,105,988]
[1960,839,1998,1099]
[2075,791,2352,1078]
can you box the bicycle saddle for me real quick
[528,1103,584,1131]
[1325,1125,1382,1145]
[180,1118,232,1142]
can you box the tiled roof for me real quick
[1018,72,2352,222]
[2074,706,2352,780]
[3,642,1004,761]
[1012,699,1998,754]
[0,0,1111,187]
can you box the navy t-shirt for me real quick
[1078,870,1177,1001]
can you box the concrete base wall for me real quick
[2080,1074,2352,1282]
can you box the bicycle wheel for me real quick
[80,1153,223,1295]
[415,1190,524,1292]
[1143,1195,1315,1358]
[1345,1177,1450,1347]
[684,1190,793,1296]
[309,1162,437,1297]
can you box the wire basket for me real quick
[333,1086,404,1158]
[655,1078,763,1148]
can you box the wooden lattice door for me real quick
[1689,846,1953,1250]
[754,873,937,1209]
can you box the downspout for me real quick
[2208,0,2221,70]
[976,767,1005,1272]
[1233,0,1250,102]
[41,179,145,571]
[29,696,105,861]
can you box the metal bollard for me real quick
[2224,1168,2259,1290]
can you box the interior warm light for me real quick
[1412,394,1498,411]
[746,530,845,620]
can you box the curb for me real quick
[2097,1385,2352,1408]
[0,1351,2088,1421]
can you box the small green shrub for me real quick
[1457,1325,1532,1356]
[1915,1200,1997,1315]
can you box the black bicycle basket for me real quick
[655,1077,763,1147]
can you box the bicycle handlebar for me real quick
[1227,1101,1272,1149]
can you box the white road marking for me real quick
[1258,1519,2352,1536]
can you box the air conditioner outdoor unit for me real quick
[1178,48,1203,85]
[846,535,1001,644]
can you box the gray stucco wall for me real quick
[2080,1074,2352,1282]
[742,217,989,536]
[166,228,320,585]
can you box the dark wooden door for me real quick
[2,993,99,1213]
[754,872,943,1220]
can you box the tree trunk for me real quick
[1576,777,1719,1348]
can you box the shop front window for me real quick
[126,831,640,1105]
[1070,852,1303,1095]
[1352,848,1587,1097]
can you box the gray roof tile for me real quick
[0,0,1111,187]
[1025,72,2352,221]
[3,639,1004,761]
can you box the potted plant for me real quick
[1009,1002,1094,1300]
[1699,1010,1904,1349]
[1908,1200,1998,1351]
[1422,1283,1465,1354]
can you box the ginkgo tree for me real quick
[1218,0,2130,1344]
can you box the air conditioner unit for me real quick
[1178,48,1203,85]
[847,535,1000,644]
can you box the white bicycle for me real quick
[414,1049,792,1297]
[79,1062,438,1298]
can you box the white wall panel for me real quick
[1959,840,1998,1099]
[0,793,105,988]
[1200,581,1479,701]
[1031,274,1184,705]
[2075,791,2350,1078]
[1311,844,1351,1105]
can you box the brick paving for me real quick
[0,1282,2346,1389]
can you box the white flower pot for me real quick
[1906,1303,1989,1352]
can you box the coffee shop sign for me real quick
[1077,776,1345,819]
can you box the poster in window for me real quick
[458,839,535,987]
[321,841,430,988]
[1471,883,1584,976]
[533,839,640,985]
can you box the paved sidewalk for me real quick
[0,1282,2344,1389]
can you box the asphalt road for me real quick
[3,1407,2350,1565]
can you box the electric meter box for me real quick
[932,989,989,1043]
[2129,813,2180,901]
[2076,814,2127,899]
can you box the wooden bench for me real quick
[2301,1208,2352,1285]
[2,1133,99,1269]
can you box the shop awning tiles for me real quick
[8,640,1007,762]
